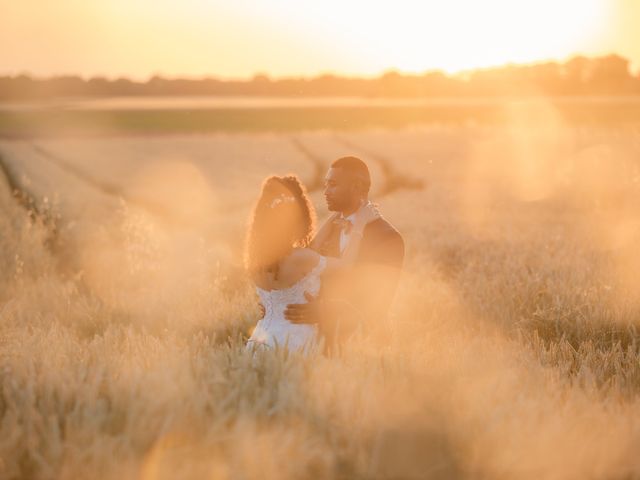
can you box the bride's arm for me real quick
[310,213,340,250]
[285,206,379,326]
[323,203,379,272]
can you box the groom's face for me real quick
[324,167,358,212]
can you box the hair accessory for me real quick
[269,193,296,209]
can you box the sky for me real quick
[1,0,639,79]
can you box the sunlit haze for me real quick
[3,0,640,478]
[2,0,639,79]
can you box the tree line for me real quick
[1,54,639,101]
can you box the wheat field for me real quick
[2,106,640,478]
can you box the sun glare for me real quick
[253,0,609,74]
[0,0,624,78]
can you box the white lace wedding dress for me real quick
[246,256,327,354]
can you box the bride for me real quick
[244,174,378,354]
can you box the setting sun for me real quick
[249,0,609,74]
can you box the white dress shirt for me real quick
[339,212,356,254]
[339,201,371,254]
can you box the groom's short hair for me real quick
[331,156,371,193]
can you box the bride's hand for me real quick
[354,202,380,230]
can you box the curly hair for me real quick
[245,175,316,277]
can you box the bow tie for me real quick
[332,216,353,234]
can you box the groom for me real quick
[285,156,404,352]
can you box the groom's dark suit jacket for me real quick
[313,216,404,345]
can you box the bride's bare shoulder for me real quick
[280,248,321,282]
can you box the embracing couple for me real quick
[244,156,404,355]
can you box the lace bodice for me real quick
[248,256,327,353]
[256,256,326,325]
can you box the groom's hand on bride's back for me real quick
[285,292,321,324]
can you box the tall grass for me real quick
[1,121,640,479]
